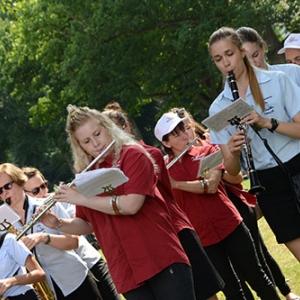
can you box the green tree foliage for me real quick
[0,0,298,182]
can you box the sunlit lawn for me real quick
[217,179,300,299]
[118,179,300,299]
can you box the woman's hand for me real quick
[35,208,59,229]
[21,233,45,250]
[54,185,87,206]
[240,110,269,129]
[227,130,245,156]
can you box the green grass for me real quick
[216,177,300,299]
[118,179,300,299]
[217,217,300,299]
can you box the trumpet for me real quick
[17,140,116,240]
[167,137,198,169]
[227,71,265,195]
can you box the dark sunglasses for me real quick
[25,181,48,196]
[174,108,185,118]
[0,181,14,195]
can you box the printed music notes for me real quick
[73,168,129,199]
[0,203,21,231]
[202,99,254,132]
[197,150,223,178]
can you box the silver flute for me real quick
[16,140,116,240]
[166,137,198,170]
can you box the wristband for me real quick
[201,179,209,194]
[55,218,63,230]
[44,234,51,245]
[268,118,279,133]
[110,195,122,215]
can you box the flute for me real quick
[167,137,198,170]
[16,140,116,240]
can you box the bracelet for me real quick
[44,234,51,245]
[55,218,63,230]
[200,179,209,194]
[110,195,122,215]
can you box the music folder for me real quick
[202,98,254,132]
[0,203,21,231]
[73,168,129,199]
[197,149,223,178]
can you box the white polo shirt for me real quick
[209,68,300,170]
[0,233,34,298]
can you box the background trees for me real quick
[0,0,299,184]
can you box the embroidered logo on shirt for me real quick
[264,96,274,115]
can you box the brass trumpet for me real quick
[17,140,116,240]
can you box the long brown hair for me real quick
[209,27,265,111]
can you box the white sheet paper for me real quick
[0,203,21,231]
[197,150,223,178]
[202,99,254,132]
[73,168,129,199]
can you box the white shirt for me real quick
[59,202,102,269]
[209,68,300,170]
[0,233,34,298]
[268,63,300,87]
[13,197,89,297]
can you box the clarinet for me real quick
[228,71,265,195]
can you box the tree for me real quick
[0,0,298,182]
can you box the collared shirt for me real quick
[166,145,242,247]
[76,145,190,294]
[0,233,34,298]
[268,63,300,87]
[13,197,89,297]
[209,68,300,170]
[139,140,194,232]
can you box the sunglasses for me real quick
[174,108,185,118]
[25,181,48,196]
[0,181,14,195]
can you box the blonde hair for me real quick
[208,27,265,111]
[66,105,144,172]
[0,163,28,186]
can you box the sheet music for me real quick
[197,150,223,178]
[0,203,21,231]
[73,168,129,199]
[202,99,254,132]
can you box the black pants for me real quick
[227,188,291,298]
[7,289,40,300]
[90,258,121,300]
[123,263,196,300]
[52,270,102,300]
[204,222,280,300]
[177,228,224,299]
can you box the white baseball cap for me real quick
[154,112,187,142]
[278,33,300,54]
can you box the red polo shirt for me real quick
[167,145,242,247]
[76,145,189,294]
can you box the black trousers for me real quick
[123,263,196,300]
[7,289,40,300]
[227,188,291,298]
[90,257,121,300]
[177,228,224,299]
[52,270,102,300]
[204,222,280,300]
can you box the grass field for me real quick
[119,179,300,299]
[217,216,299,299]
[217,178,300,299]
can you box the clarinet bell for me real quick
[248,170,266,195]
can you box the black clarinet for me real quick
[228,71,265,195]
